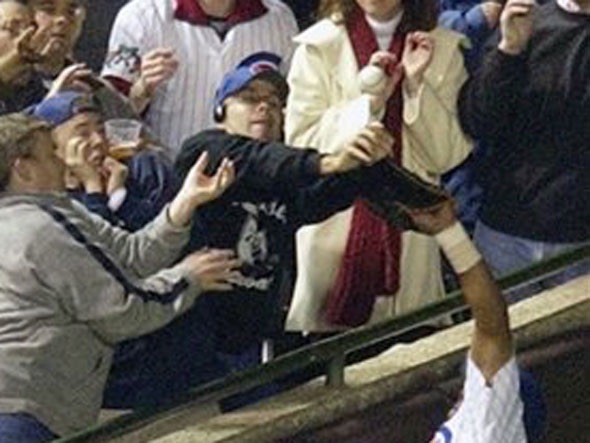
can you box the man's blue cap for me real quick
[213,51,289,111]
[29,91,100,127]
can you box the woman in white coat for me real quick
[284,0,472,332]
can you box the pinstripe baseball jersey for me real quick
[431,356,527,443]
[102,0,298,158]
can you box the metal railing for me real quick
[56,244,590,443]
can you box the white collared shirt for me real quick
[102,0,298,157]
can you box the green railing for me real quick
[56,244,590,443]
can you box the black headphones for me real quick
[213,104,226,123]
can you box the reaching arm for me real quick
[69,151,234,278]
[34,213,238,344]
[175,125,390,202]
[407,201,513,382]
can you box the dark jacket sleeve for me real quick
[116,151,179,231]
[458,47,528,140]
[175,130,321,200]
[69,190,118,225]
[289,162,391,227]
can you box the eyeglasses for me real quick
[232,88,283,110]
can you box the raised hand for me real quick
[361,51,404,114]
[102,157,129,196]
[402,32,435,95]
[63,136,103,193]
[45,63,93,98]
[168,151,235,227]
[15,24,52,64]
[320,122,394,174]
[481,1,503,28]
[498,0,535,55]
[130,48,178,111]
[179,249,241,291]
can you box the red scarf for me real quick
[324,5,405,327]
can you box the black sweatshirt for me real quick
[175,130,385,351]
[458,2,590,242]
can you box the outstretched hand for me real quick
[168,151,235,227]
[179,249,241,292]
[320,122,394,174]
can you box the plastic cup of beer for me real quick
[105,119,142,160]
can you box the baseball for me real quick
[359,64,387,95]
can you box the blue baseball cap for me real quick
[213,51,289,112]
[29,91,100,127]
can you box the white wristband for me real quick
[435,222,482,274]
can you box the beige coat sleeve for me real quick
[402,31,473,174]
[285,43,370,154]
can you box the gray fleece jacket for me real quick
[0,193,201,437]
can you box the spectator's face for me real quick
[0,2,34,57]
[22,130,66,192]
[355,0,403,21]
[52,112,108,169]
[222,79,283,142]
[30,0,79,61]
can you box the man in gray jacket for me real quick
[0,113,239,442]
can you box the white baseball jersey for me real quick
[102,0,298,158]
[431,356,527,443]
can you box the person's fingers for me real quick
[76,140,93,163]
[199,257,242,275]
[191,151,209,176]
[353,129,389,153]
[71,67,93,78]
[369,51,398,70]
[506,0,535,7]
[366,121,386,130]
[359,124,394,149]
[211,157,229,191]
[70,80,93,92]
[64,136,85,162]
[404,33,416,48]
[345,143,374,165]
[218,159,236,191]
[220,160,235,189]
[142,64,177,80]
[143,47,175,60]
[506,4,534,15]
[201,248,237,261]
[16,26,36,46]
[206,282,234,291]
[29,25,53,52]
[142,57,178,72]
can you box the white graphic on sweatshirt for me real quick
[227,202,286,290]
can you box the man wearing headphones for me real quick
[176,51,395,367]
[174,52,446,385]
